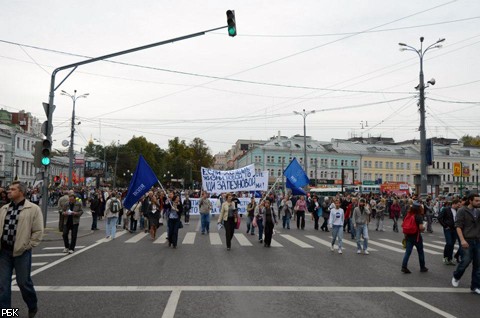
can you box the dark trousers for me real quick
[443,227,459,260]
[63,223,79,251]
[167,218,180,247]
[224,217,235,248]
[91,212,98,230]
[321,216,329,231]
[264,221,274,246]
[312,213,319,230]
[130,218,138,232]
[58,213,64,232]
[296,211,305,229]
[184,211,190,223]
[402,234,426,269]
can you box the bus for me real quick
[310,187,343,198]
[351,185,381,194]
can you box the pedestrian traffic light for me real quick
[41,139,52,166]
[33,141,44,168]
[226,10,236,37]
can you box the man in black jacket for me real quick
[451,194,480,295]
[438,199,461,265]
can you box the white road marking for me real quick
[162,289,181,318]
[338,238,378,251]
[367,239,406,253]
[270,239,283,247]
[234,233,253,246]
[32,262,48,266]
[379,239,442,255]
[182,232,196,245]
[306,235,337,249]
[33,253,66,257]
[394,291,456,318]
[125,232,148,243]
[209,232,222,245]
[280,234,314,248]
[154,232,168,244]
[418,242,444,250]
[42,246,85,250]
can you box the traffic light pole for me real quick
[41,25,228,225]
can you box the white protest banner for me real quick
[201,164,256,193]
[184,198,261,215]
[254,170,269,191]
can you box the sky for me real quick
[1,0,479,155]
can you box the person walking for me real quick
[61,194,83,254]
[246,197,256,236]
[280,194,293,229]
[167,195,182,248]
[352,198,371,255]
[0,181,43,318]
[451,194,480,294]
[401,202,428,273]
[89,191,101,230]
[105,192,122,239]
[329,199,345,254]
[375,198,386,231]
[145,191,162,240]
[424,197,435,233]
[199,192,212,235]
[438,199,461,265]
[309,196,320,230]
[320,197,331,232]
[182,193,191,225]
[218,193,237,250]
[390,199,401,233]
[57,190,69,232]
[294,195,307,230]
[254,200,266,243]
[262,200,277,247]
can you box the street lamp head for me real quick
[399,47,408,52]
[437,38,446,43]
[398,42,407,46]
[427,78,436,86]
[420,36,424,42]
[293,111,300,115]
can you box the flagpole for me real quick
[260,177,281,204]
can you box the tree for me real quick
[189,137,214,185]
[461,135,480,147]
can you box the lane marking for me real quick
[368,239,406,253]
[15,285,472,293]
[379,239,442,255]
[280,234,314,248]
[43,246,85,250]
[337,238,378,251]
[394,291,456,318]
[306,235,339,249]
[209,232,222,245]
[33,253,66,257]
[125,232,148,243]
[182,232,196,245]
[32,262,48,266]
[234,233,253,246]
[154,232,168,244]
[270,239,283,247]
[421,242,444,250]
[162,288,181,318]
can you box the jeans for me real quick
[349,218,355,239]
[257,219,264,241]
[91,212,98,230]
[426,214,433,232]
[453,239,480,290]
[296,211,305,229]
[106,216,118,238]
[167,218,180,247]
[139,215,145,230]
[355,224,369,250]
[402,234,426,269]
[392,216,399,232]
[282,215,291,229]
[331,225,343,249]
[321,217,329,231]
[375,215,384,231]
[246,216,255,234]
[63,223,79,251]
[0,249,37,310]
[443,228,457,261]
[200,214,210,234]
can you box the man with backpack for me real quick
[105,192,122,239]
[451,194,480,295]
[401,202,428,274]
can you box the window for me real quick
[406,163,411,170]
[443,162,445,169]
[375,161,379,169]
[368,161,372,168]
[277,170,282,177]
[447,162,450,169]
[254,156,262,163]
[309,171,314,178]
[396,162,400,169]
[16,137,20,148]
[379,162,383,169]
[364,161,368,168]
[415,163,420,170]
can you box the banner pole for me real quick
[260,177,281,204]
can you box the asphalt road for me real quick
[9,208,478,318]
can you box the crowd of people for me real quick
[1,183,479,317]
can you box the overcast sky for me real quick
[1,0,479,155]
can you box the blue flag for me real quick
[123,155,159,210]
[283,158,309,195]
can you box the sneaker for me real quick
[443,257,449,265]
[451,277,460,287]
[62,248,69,253]
[28,307,38,318]
[364,250,370,255]
[331,245,335,252]
[68,250,74,254]
[106,236,110,239]
[357,249,361,254]
[420,267,429,273]
[338,249,343,254]
[448,259,456,266]
[201,232,205,235]
[401,267,411,274]
[471,288,480,295]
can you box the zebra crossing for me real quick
[111,229,451,254]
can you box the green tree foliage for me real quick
[461,135,480,147]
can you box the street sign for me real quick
[41,121,54,136]
[42,102,56,117]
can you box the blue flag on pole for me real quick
[283,157,309,195]
[123,155,159,210]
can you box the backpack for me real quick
[402,213,418,235]
[110,198,120,213]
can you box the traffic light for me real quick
[226,10,236,37]
[33,141,43,168]
[41,139,52,166]
[54,176,61,184]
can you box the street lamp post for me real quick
[475,164,479,193]
[399,37,445,195]
[293,109,316,174]
[94,138,107,176]
[61,90,89,189]
[113,140,120,189]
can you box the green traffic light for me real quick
[41,157,51,166]
[228,27,236,36]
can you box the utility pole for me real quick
[113,140,119,188]
[293,109,315,174]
